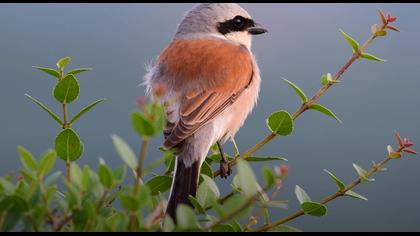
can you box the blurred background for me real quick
[0,3,419,231]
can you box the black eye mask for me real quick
[217,15,255,35]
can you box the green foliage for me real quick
[309,104,342,123]
[53,74,80,104]
[70,99,105,125]
[340,29,359,52]
[25,94,63,126]
[282,78,308,103]
[266,110,294,136]
[295,185,327,217]
[323,169,345,190]
[55,128,83,162]
[360,52,386,62]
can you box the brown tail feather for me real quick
[166,157,200,221]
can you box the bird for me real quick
[143,3,267,220]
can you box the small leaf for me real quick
[111,135,138,171]
[262,167,276,187]
[378,9,387,24]
[301,202,327,217]
[55,129,83,162]
[231,220,242,232]
[387,25,400,32]
[282,78,308,103]
[113,165,127,184]
[57,57,71,70]
[53,74,80,104]
[25,94,63,126]
[32,66,59,79]
[340,29,359,52]
[131,112,156,137]
[246,156,288,162]
[188,195,205,214]
[17,146,38,171]
[295,185,311,204]
[67,68,92,75]
[176,204,200,229]
[345,190,368,201]
[200,161,213,178]
[197,175,219,208]
[323,169,345,190]
[212,224,235,232]
[309,103,342,123]
[236,160,258,197]
[374,30,387,37]
[38,149,56,177]
[119,194,139,211]
[266,110,294,136]
[98,164,114,189]
[321,74,328,85]
[360,53,386,62]
[145,175,172,195]
[69,99,105,125]
[163,215,175,232]
[352,163,374,182]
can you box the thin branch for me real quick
[213,23,387,178]
[252,153,396,232]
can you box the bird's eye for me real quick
[233,16,244,29]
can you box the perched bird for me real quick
[144,3,267,220]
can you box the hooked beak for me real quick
[247,23,268,35]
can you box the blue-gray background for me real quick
[1,3,419,231]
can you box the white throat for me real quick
[225,31,252,49]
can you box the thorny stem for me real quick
[252,151,397,232]
[213,23,386,178]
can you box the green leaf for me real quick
[55,128,83,162]
[269,224,301,232]
[231,220,242,232]
[323,169,345,190]
[340,29,359,52]
[188,195,205,214]
[352,163,374,182]
[321,74,328,85]
[262,167,276,187]
[197,175,219,208]
[163,215,175,232]
[345,190,368,201]
[360,52,386,62]
[57,57,71,70]
[301,202,328,217]
[282,78,308,103]
[113,165,127,184]
[374,30,387,37]
[309,103,342,123]
[67,68,92,75]
[176,204,199,230]
[70,163,83,189]
[17,146,38,171]
[295,185,311,204]
[70,99,105,125]
[246,156,288,162]
[38,149,56,177]
[200,161,213,178]
[266,110,294,136]
[25,94,63,126]
[212,224,235,232]
[119,194,139,211]
[98,164,114,189]
[236,160,258,197]
[111,134,138,171]
[131,112,156,137]
[145,175,172,195]
[32,66,60,79]
[53,74,80,104]
[44,171,62,186]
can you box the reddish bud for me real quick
[16,175,24,182]
[136,96,146,109]
[280,164,289,176]
[403,138,414,147]
[387,15,397,23]
[395,131,404,147]
[387,25,400,32]
[378,9,387,25]
[153,83,167,97]
[403,148,418,155]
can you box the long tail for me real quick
[166,156,200,221]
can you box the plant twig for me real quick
[134,138,149,194]
[251,154,395,232]
[213,22,387,178]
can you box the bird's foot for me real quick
[220,158,232,179]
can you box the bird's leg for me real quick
[217,141,232,178]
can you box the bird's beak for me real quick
[247,23,268,35]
